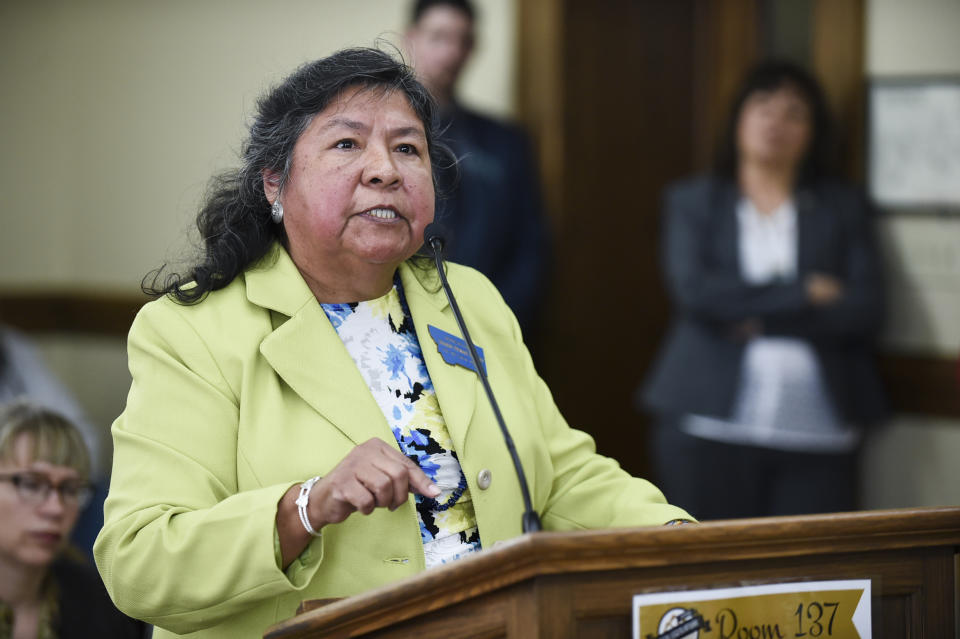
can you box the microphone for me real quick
[423,223,542,534]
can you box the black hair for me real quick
[143,47,453,303]
[713,59,835,185]
[411,0,475,24]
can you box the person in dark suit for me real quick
[406,0,550,336]
[641,61,886,520]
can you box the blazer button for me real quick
[476,469,492,490]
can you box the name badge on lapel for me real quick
[428,325,487,376]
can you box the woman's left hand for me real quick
[805,273,844,306]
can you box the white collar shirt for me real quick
[682,197,859,453]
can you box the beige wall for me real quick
[867,0,960,357]
[4,1,957,508]
[867,0,960,75]
[0,0,516,291]
[861,414,960,508]
[862,0,960,509]
[0,0,516,467]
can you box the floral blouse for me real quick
[320,277,482,568]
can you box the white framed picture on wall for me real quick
[868,77,960,210]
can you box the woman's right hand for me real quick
[277,438,439,569]
[805,273,844,306]
[308,438,440,529]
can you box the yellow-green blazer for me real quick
[94,245,690,638]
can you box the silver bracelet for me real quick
[295,476,323,538]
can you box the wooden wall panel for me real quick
[0,291,145,336]
[515,0,566,232]
[812,0,866,183]
[516,0,761,477]
[524,0,701,478]
[691,0,762,169]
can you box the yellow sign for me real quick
[632,579,871,639]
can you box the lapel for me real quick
[714,180,820,275]
[713,180,742,270]
[795,187,819,273]
[244,246,479,452]
[246,245,391,446]
[399,263,479,455]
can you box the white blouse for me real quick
[681,197,860,453]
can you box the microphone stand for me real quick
[426,235,542,534]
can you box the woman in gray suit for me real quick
[641,61,886,520]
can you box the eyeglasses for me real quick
[0,472,92,509]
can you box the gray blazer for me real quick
[641,176,887,424]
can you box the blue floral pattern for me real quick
[320,277,481,567]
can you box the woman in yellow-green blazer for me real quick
[94,49,691,639]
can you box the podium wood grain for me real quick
[265,507,960,638]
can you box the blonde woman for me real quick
[0,401,144,639]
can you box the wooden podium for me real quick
[265,507,960,638]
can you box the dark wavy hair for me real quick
[713,60,835,185]
[144,47,453,303]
